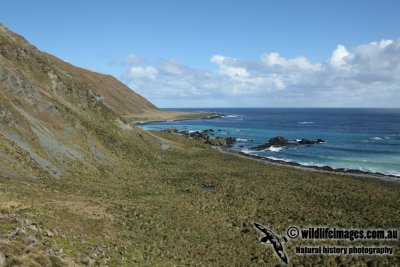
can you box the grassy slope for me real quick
[1,131,399,266]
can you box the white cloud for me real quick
[330,44,352,67]
[210,55,249,79]
[126,66,158,80]
[261,52,321,71]
[121,38,400,107]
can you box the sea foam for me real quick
[268,146,284,152]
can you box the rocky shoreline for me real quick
[219,147,400,181]
[250,135,325,151]
[158,127,399,181]
[163,128,237,147]
[163,128,327,152]
[138,116,399,181]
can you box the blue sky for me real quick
[2,0,400,107]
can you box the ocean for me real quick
[139,108,400,177]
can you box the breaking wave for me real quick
[267,146,284,152]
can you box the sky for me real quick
[1,0,400,107]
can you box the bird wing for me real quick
[253,222,273,235]
[272,241,288,265]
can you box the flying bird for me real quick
[253,222,288,265]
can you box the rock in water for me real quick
[298,139,313,144]
[251,136,288,150]
[268,136,288,146]
[251,136,325,151]
[298,138,325,144]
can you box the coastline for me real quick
[137,114,399,183]
[132,111,224,125]
[215,146,400,182]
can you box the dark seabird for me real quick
[253,222,288,265]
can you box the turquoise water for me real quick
[140,108,400,177]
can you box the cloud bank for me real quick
[122,39,400,107]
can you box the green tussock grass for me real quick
[0,130,399,266]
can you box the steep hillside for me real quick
[0,23,203,180]
[45,54,160,119]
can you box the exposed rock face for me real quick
[298,138,325,145]
[268,136,288,146]
[251,136,325,151]
[225,137,236,146]
[251,136,288,150]
[205,137,236,146]
[164,128,179,133]
[186,131,209,140]
[164,128,237,147]
[206,138,227,146]
[0,252,5,266]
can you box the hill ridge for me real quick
[0,23,165,179]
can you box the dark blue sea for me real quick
[140,108,400,177]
